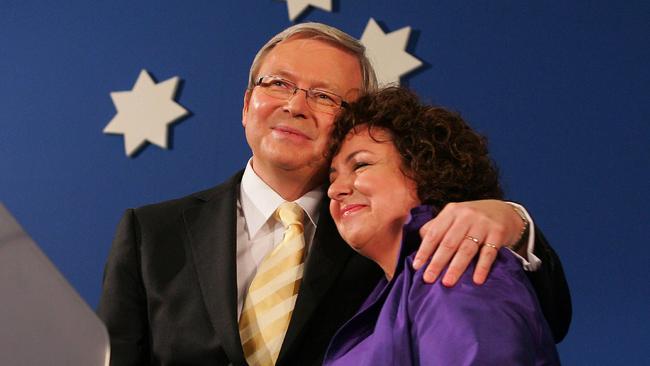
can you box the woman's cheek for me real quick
[352,174,372,195]
[329,200,341,224]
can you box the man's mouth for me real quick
[272,125,311,140]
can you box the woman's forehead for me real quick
[334,126,396,161]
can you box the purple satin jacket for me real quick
[323,205,560,365]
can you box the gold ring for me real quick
[484,242,498,250]
[465,235,481,246]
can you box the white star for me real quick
[282,0,332,21]
[360,18,423,86]
[103,70,188,157]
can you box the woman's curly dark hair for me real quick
[329,87,503,208]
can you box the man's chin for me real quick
[272,155,326,172]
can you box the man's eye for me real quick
[270,80,289,88]
[261,78,291,90]
[315,92,334,101]
[312,91,336,105]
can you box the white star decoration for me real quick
[103,70,188,157]
[282,0,332,21]
[360,18,423,86]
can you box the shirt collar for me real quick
[240,159,323,238]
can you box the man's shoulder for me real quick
[133,170,244,219]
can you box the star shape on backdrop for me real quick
[103,69,188,157]
[282,0,332,21]
[360,18,423,86]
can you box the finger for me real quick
[413,213,453,270]
[440,237,482,287]
[440,223,486,287]
[472,224,507,285]
[416,221,435,268]
[422,218,470,283]
[472,244,499,285]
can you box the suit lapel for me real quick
[182,172,246,365]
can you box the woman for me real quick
[324,87,559,365]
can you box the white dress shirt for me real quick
[507,202,541,271]
[235,160,323,318]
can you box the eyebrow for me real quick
[269,70,341,92]
[272,70,294,80]
[329,149,372,174]
[345,150,370,163]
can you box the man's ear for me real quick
[242,89,252,128]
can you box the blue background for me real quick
[1,0,648,363]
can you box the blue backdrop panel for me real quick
[1,0,648,364]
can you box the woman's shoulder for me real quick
[402,249,537,315]
[396,250,559,365]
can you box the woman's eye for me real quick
[354,162,370,170]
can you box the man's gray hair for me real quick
[248,22,378,95]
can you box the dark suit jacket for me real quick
[98,171,571,366]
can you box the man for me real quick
[99,23,570,365]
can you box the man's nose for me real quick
[284,88,310,117]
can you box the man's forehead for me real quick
[258,38,363,93]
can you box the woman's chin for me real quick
[340,235,364,252]
[345,240,371,258]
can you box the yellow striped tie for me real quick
[239,202,305,366]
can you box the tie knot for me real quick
[275,202,304,229]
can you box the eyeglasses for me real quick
[253,75,349,115]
